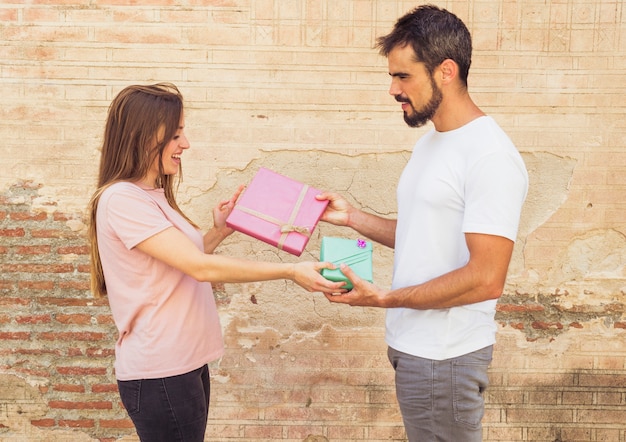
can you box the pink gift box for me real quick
[226,167,328,256]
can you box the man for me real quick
[317,5,528,441]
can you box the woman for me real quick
[88,83,342,441]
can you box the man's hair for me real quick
[376,4,473,86]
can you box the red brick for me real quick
[15,314,52,324]
[0,228,25,237]
[92,384,118,394]
[18,280,55,290]
[99,419,135,429]
[54,313,92,325]
[57,245,89,255]
[0,332,31,340]
[15,245,52,254]
[10,211,47,221]
[58,280,90,290]
[30,229,73,238]
[0,297,30,306]
[56,366,107,376]
[54,384,85,393]
[67,348,84,357]
[30,419,55,428]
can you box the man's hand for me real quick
[316,192,353,227]
[323,264,389,308]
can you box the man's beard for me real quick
[397,77,443,128]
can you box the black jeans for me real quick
[117,365,211,442]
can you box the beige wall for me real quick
[1,0,625,441]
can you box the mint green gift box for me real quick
[320,237,373,289]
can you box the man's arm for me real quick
[317,191,397,248]
[325,232,514,309]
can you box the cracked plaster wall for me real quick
[2,0,626,439]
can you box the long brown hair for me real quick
[88,83,196,297]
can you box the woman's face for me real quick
[145,115,189,186]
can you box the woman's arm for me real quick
[137,226,344,293]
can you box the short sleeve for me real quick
[98,184,173,250]
[463,150,528,241]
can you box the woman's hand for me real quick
[213,184,245,232]
[204,184,245,253]
[291,261,348,293]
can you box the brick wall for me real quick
[1,1,625,441]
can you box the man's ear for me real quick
[439,59,458,85]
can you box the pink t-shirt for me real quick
[96,182,224,380]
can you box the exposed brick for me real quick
[30,419,55,428]
[17,280,55,290]
[0,332,31,340]
[58,280,90,290]
[1,1,626,441]
[99,419,135,429]
[0,228,25,237]
[57,245,89,255]
[0,297,30,306]
[15,314,52,324]
[56,366,108,376]
[54,384,85,393]
[15,245,52,255]
[91,384,118,394]
[10,211,47,221]
[54,313,92,325]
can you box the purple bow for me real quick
[356,239,367,249]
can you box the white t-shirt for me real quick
[386,116,528,360]
[96,182,224,380]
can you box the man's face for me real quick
[387,45,442,128]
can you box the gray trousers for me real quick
[388,345,493,442]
